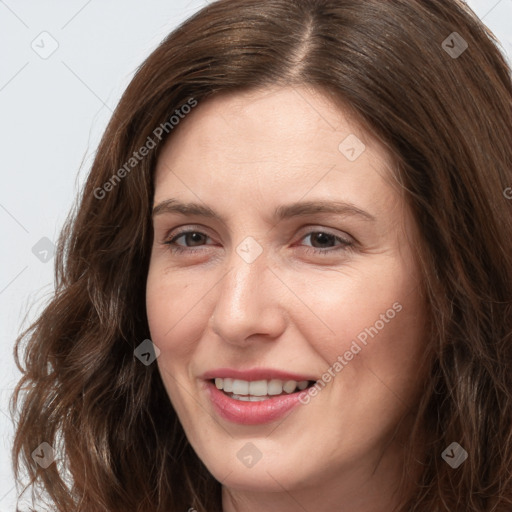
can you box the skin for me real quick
[146,85,428,512]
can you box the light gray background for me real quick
[0,0,511,509]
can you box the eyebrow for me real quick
[152,198,376,223]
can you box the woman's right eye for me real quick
[162,230,213,253]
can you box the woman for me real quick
[10,0,512,511]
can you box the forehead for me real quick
[155,85,395,183]
[153,86,404,230]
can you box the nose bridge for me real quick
[210,235,284,342]
[219,239,268,316]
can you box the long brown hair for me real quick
[11,0,512,510]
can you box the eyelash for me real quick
[161,228,354,256]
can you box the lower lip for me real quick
[203,380,307,425]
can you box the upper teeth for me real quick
[214,378,309,396]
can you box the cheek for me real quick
[358,288,427,399]
[146,273,199,422]
[288,257,426,386]
[290,257,418,337]
[146,269,206,358]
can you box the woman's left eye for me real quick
[300,232,353,255]
[161,229,354,256]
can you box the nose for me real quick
[209,244,287,347]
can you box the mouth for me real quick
[210,377,317,401]
[203,377,318,425]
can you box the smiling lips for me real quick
[201,368,318,424]
[214,377,311,400]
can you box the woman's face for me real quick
[146,85,427,506]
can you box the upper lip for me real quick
[201,368,317,382]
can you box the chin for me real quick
[198,446,314,492]
[218,466,299,492]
